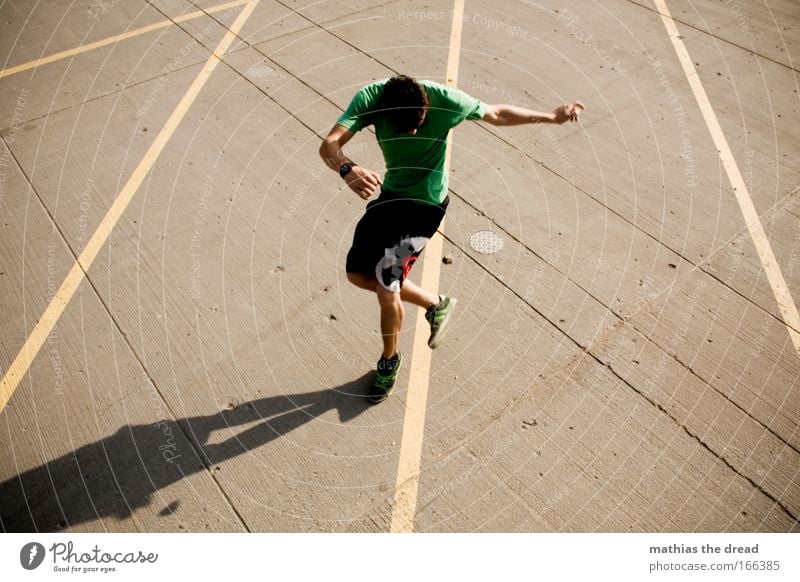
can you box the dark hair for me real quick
[380,75,429,133]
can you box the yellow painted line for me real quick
[654,0,800,354]
[0,0,250,80]
[390,0,465,533]
[0,0,259,413]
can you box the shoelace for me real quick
[374,375,393,389]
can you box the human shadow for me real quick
[0,373,373,532]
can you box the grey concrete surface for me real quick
[1,0,797,532]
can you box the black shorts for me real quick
[346,190,449,292]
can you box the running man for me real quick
[319,75,583,403]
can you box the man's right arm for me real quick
[319,124,383,201]
[481,101,584,126]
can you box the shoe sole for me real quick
[428,297,457,349]
[369,381,396,404]
[368,391,391,404]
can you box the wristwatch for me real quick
[339,162,353,178]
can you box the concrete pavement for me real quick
[1,0,797,532]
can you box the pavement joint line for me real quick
[200,0,465,150]
[0,0,260,418]
[388,0,465,534]
[624,0,800,75]
[654,0,800,356]
[8,0,791,529]
[467,169,799,336]
[141,0,348,145]
[315,0,409,27]
[384,0,793,531]
[184,0,517,531]
[270,0,387,71]
[439,222,800,467]
[600,354,800,523]
[464,2,800,333]
[161,0,615,530]
[1,130,252,534]
[0,59,205,136]
[268,0,800,524]
[0,0,250,80]
[1,0,261,533]
[0,1,293,135]
[472,102,800,337]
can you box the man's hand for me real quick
[552,101,585,124]
[345,166,383,200]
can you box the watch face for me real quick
[339,163,352,177]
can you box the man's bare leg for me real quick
[399,279,438,310]
[347,272,443,357]
[376,285,404,358]
[346,272,438,309]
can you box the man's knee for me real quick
[376,284,402,308]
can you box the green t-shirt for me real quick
[336,80,485,204]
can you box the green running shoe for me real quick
[370,353,402,404]
[426,295,457,348]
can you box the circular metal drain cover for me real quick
[469,230,504,254]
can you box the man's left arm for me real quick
[481,101,584,126]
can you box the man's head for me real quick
[381,75,429,134]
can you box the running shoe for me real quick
[370,353,402,403]
[426,295,457,348]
